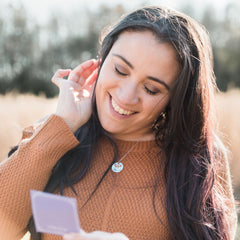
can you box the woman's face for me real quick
[95,30,180,141]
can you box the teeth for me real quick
[111,98,134,115]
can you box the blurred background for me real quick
[0,0,239,238]
[0,0,240,96]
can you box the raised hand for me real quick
[52,59,98,132]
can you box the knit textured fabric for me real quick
[0,115,237,240]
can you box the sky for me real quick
[1,0,238,25]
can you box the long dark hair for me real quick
[21,6,234,240]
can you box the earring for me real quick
[152,111,167,131]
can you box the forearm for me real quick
[0,114,79,238]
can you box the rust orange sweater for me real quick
[0,115,237,240]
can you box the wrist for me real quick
[54,114,81,133]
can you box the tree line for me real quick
[0,2,239,97]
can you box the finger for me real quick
[69,59,98,85]
[52,77,82,92]
[73,59,98,75]
[68,59,96,81]
[63,233,78,240]
[73,62,98,86]
[112,233,129,240]
[63,230,86,240]
[82,80,96,100]
[77,64,98,86]
[52,69,71,81]
[52,69,71,86]
[89,82,96,98]
[51,77,61,87]
[83,68,98,90]
[63,231,129,240]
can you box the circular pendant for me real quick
[112,162,124,173]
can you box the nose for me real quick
[116,80,139,105]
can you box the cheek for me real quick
[96,70,117,97]
[146,95,170,119]
[95,70,113,105]
[95,70,106,97]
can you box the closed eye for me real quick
[115,66,128,76]
[144,86,158,95]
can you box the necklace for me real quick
[111,142,138,173]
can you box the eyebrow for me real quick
[147,76,170,90]
[113,54,134,69]
[112,53,170,91]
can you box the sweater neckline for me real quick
[113,138,160,152]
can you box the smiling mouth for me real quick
[111,98,136,116]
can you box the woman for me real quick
[0,6,237,240]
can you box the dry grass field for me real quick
[0,90,240,239]
[215,90,240,193]
[0,93,58,161]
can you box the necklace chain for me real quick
[111,142,138,173]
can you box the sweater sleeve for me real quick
[0,114,79,239]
